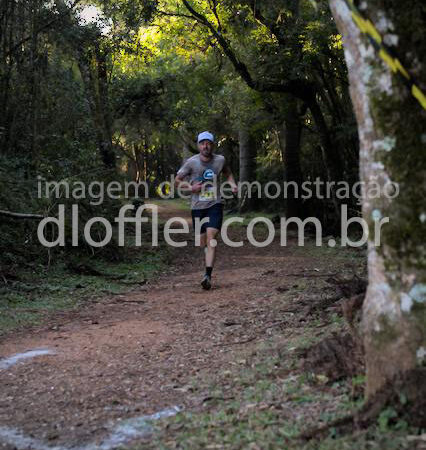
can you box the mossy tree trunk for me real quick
[329,0,426,396]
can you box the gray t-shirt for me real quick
[177,154,226,210]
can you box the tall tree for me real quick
[329,0,426,396]
[178,0,345,182]
[75,35,116,169]
[238,127,257,211]
[282,97,304,218]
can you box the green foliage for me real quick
[0,0,360,265]
[377,407,398,432]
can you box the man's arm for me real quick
[222,165,238,194]
[175,159,202,194]
[175,175,202,194]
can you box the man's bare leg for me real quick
[200,232,207,265]
[205,227,219,268]
[201,227,219,290]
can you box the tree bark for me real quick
[95,42,115,168]
[29,0,40,174]
[329,0,426,397]
[238,127,257,212]
[281,98,304,218]
[76,44,115,169]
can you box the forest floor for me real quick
[0,201,423,450]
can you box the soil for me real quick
[0,204,364,449]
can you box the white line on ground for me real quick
[0,426,62,450]
[0,348,55,370]
[0,406,181,450]
[88,406,182,450]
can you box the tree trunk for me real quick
[0,0,16,155]
[329,0,426,397]
[281,98,304,218]
[76,42,115,170]
[95,42,115,169]
[29,0,40,174]
[307,95,343,183]
[238,127,257,212]
[182,141,191,160]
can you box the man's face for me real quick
[198,139,214,158]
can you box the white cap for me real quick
[197,131,214,143]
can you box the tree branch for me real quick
[0,209,44,220]
[181,0,256,88]
[208,0,222,33]
[180,0,315,100]
[248,3,287,47]
[156,9,195,20]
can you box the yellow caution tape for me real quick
[412,85,426,110]
[393,59,409,80]
[343,0,425,110]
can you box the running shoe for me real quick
[201,274,212,290]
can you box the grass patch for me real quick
[223,210,278,228]
[128,326,362,449]
[149,197,190,211]
[290,237,365,259]
[130,334,419,450]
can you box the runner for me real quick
[175,131,238,290]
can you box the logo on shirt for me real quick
[203,169,215,181]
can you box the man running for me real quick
[175,131,238,290]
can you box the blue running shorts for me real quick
[191,203,223,234]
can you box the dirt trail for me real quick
[0,204,345,449]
